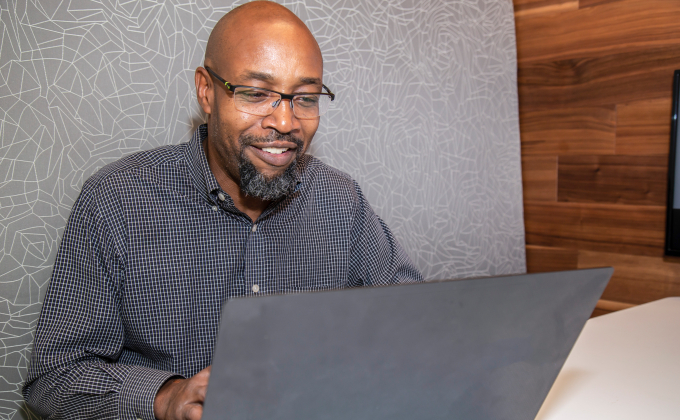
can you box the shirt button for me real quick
[252,284,260,293]
[212,205,218,212]
[218,192,226,201]
[251,224,257,232]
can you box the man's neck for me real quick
[230,190,269,222]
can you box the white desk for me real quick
[535,297,680,420]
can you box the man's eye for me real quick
[237,90,270,101]
[295,95,320,107]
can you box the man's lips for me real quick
[246,142,298,167]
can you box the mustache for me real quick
[239,132,304,149]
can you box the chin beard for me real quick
[238,158,299,201]
[238,133,303,201]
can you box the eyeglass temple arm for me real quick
[322,85,335,101]
[204,66,233,90]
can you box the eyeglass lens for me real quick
[233,87,331,118]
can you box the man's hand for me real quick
[154,366,212,420]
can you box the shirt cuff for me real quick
[118,366,184,420]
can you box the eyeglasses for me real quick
[204,66,335,119]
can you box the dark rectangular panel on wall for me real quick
[557,155,667,205]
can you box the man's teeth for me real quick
[261,147,289,154]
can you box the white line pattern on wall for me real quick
[0,1,524,417]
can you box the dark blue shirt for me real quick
[23,125,423,419]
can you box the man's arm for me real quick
[23,186,180,420]
[347,180,424,286]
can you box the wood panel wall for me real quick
[514,0,680,316]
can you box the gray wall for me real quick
[0,0,524,417]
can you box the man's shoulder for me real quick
[301,155,356,184]
[82,142,189,195]
[300,155,360,193]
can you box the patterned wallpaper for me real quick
[0,0,524,417]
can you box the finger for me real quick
[184,403,203,420]
[190,376,210,391]
[191,368,210,383]
[184,375,210,402]
[194,380,208,401]
[193,368,212,386]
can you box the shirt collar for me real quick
[186,124,222,201]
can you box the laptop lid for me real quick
[202,268,612,420]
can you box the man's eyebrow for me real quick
[237,71,322,87]
[238,70,275,83]
[298,76,322,86]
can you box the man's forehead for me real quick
[218,27,323,87]
[225,20,320,56]
[237,70,322,86]
[230,70,322,92]
[206,4,322,76]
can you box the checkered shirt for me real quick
[23,125,423,419]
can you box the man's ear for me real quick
[195,67,212,115]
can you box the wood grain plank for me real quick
[557,155,667,205]
[514,0,578,17]
[520,107,615,155]
[518,45,678,110]
[590,307,613,317]
[591,299,636,318]
[516,0,680,63]
[526,244,578,272]
[596,299,635,311]
[616,98,673,155]
[522,156,557,201]
[524,201,665,256]
[579,0,618,9]
[578,250,680,304]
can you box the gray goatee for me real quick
[238,133,303,201]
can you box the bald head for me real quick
[205,1,322,71]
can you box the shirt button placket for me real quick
[246,222,259,294]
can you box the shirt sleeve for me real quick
[347,180,424,286]
[22,184,182,420]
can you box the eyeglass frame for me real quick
[203,66,335,118]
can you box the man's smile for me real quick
[247,141,298,167]
[260,147,288,154]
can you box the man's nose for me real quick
[263,98,299,133]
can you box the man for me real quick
[23,2,422,419]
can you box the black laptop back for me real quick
[202,268,612,420]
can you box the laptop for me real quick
[202,268,613,420]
